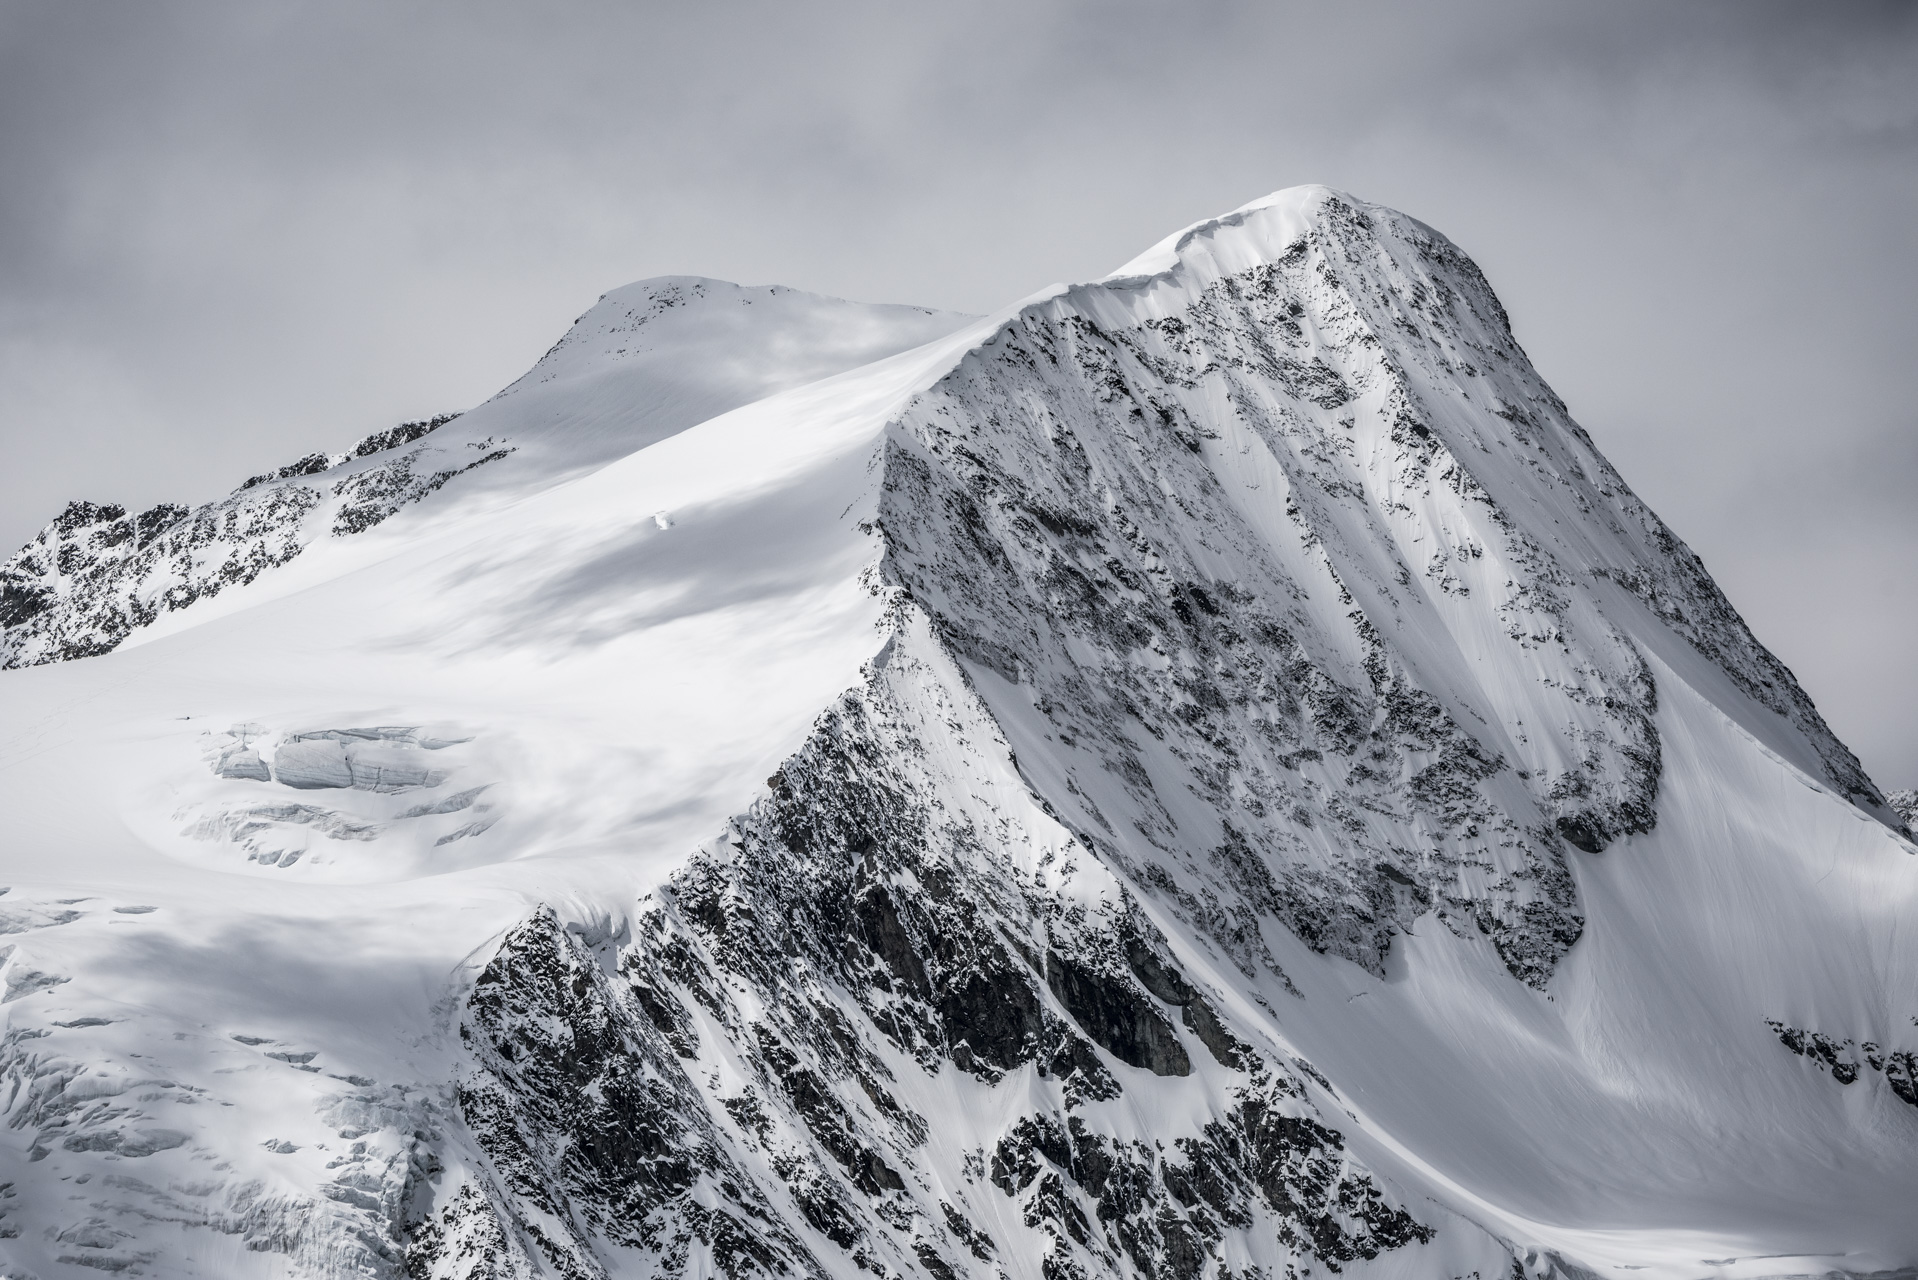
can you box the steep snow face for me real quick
[0,188,1914,1280]
[876,189,1891,988]
[863,190,1918,1272]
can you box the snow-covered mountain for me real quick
[0,187,1912,1280]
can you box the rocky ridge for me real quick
[412,616,1457,1280]
[0,414,504,668]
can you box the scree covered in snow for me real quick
[0,188,1913,1280]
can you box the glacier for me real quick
[0,186,1912,1280]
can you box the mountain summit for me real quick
[1,187,1912,1280]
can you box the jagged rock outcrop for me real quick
[0,414,504,668]
[867,191,1855,989]
[1766,1019,1918,1109]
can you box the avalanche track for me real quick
[0,188,1912,1280]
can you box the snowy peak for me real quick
[0,190,1913,1280]
[1101,183,1363,284]
[874,189,1657,992]
[0,279,973,669]
[514,275,970,402]
[1083,187,1877,816]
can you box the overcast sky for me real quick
[1,1,1913,787]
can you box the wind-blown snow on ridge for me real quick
[0,186,1911,1280]
[0,277,971,667]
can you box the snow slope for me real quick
[0,278,968,666]
[0,188,1911,1280]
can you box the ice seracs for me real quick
[0,187,1913,1280]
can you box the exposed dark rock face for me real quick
[418,632,1442,1279]
[354,414,463,460]
[1767,1019,1918,1108]
[987,1079,1433,1278]
[1,488,319,665]
[0,413,501,669]
[871,223,1657,987]
[334,435,510,536]
[1043,949,1190,1078]
[1890,789,1916,838]
[423,909,826,1280]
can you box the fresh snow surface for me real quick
[0,187,1912,1280]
